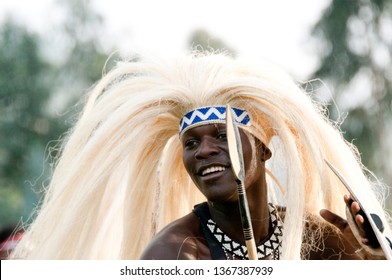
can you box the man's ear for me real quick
[256,139,272,162]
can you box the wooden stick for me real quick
[226,104,258,260]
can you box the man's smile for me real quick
[201,165,226,176]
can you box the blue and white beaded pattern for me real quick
[179,106,251,137]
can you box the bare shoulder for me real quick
[139,212,210,260]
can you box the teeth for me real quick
[201,166,226,176]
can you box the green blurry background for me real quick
[1,0,391,229]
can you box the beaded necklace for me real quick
[206,203,283,260]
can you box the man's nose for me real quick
[194,137,220,159]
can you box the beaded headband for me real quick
[179,106,251,137]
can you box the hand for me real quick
[344,194,382,248]
[320,194,380,249]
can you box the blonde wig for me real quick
[11,51,391,259]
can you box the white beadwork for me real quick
[179,106,251,136]
[207,203,283,260]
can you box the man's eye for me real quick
[217,132,227,140]
[185,139,198,149]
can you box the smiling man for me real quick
[11,52,392,260]
[140,104,388,260]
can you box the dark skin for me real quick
[140,124,381,260]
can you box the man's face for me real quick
[181,124,263,203]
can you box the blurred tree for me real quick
[0,0,115,229]
[311,0,392,209]
[50,0,116,117]
[0,19,65,228]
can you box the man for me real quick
[11,52,391,259]
[141,106,386,259]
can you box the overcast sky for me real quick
[0,0,330,79]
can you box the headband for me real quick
[179,106,251,137]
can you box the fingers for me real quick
[344,194,365,229]
[344,194,380,248]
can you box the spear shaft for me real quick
[226,104,258,260]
